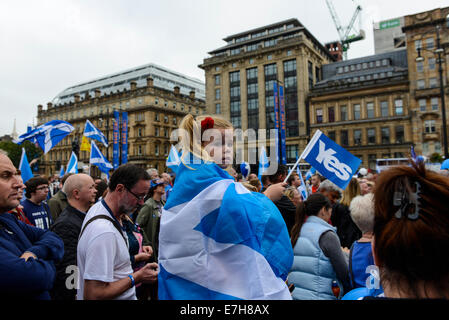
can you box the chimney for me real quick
[95,89,101,98]
[130,81,137,90]
[85,92,91,100]
[37,104,43,113]
[174,86,180,95]
[47,102,53,109]
[74,94,80,103]
[147,77,154,87]
[189,90,195,99]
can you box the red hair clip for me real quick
[201,117,214,131]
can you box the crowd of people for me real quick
[0,113,448,300]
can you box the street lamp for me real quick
[416,24,448,158]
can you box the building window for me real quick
[249,58,254,64]
[136,113,144,122]
[308,61,314,89]
[431,97,439,111]
[215,88,221,100]
[353,104,361,120]
[287,50,292,56]
[353,129,362,145]
[395,126,404,143]
[367,128,376,144]
[173,117,177,125]
[215,103,221,114]
[424,120,436,133]
[328,107,335,122]
[267,55,272,60]
[381,127,390,144]
[155,98,159,105]
[286,145,298,164]
[154,113,159,121]
[230,71,240,83]
[429,78,438,88]
[138,127,143,137]
[368,154,377,170]
[419,99,427,111]
[380,101,389,117]
[435,142,442,153]
[416,61,424,73]
[426,37,434,50]
[232,63,237,68]
[154,145,159,156]
[155,127,159,137]
[415,39,422,51]
[247,44,258,52]
[417,79,425,89]
[429,58,436,70]
[316,108,323,123]
[366,102,375,118]
[340,105,347,121]
[164,115,168,123]
[395,99,404,115]
[328,131,336,142]
[214,74,220,85]
[340,130,348,146]
[138,98,143,105]
[164,128,169,137]
[164,101,168,107]
[230,48,241,55]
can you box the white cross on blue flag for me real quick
[14,120,74,154]
[166,145,181,173]
[90,140,112,174]
[158,154,293,300]
[83,119,108,147]
[66,152,78,174]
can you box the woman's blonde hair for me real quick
[178,114,233,168]
[340,177,361,206]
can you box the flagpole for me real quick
[284,148,307,183]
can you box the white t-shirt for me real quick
[77,200,136,300]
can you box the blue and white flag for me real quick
[296,164,308,200]
[19,148,33,183]
[240,161,250,179]
[302,130,361,190]
[90,141,113,175]
[66,152,78,174]
[158,155,293,300]
[305,166,316,181]
[84,119,108,147]
[59,165,65,178]
[14,120,74,154]
[166,145,181,173]
[258,146,269,183]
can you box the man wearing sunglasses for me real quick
[77,163,159,300]
[21,177,53,230]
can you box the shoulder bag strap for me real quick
[79,215,128,248]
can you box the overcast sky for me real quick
[1,0,447,137]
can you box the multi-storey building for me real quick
[402,7,449,158]
[36,63,206,176]
[309,50,412,170]
[199,19,335,165]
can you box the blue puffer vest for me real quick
[289,215,338,300]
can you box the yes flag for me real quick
[302,130,361,190]
[19,148,33,183]
[158,154,293,299]
[90,141,113,174]
[14,120,74,154]
[83,119,108,147]
[66,152,78,174]
[166,145,181,173]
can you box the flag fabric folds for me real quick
[258,146,269,183]
[83,119,108,147]
[14,120,74,154]
[166,145,181,173]
[90,141,113,174]
[158,155,293,300]
[296,164,308,200]
[66,152,78,174]
[305,167,316,181]
[59,165,65,178]
[302,130,361,190]
[19,148,33,183]
[80,135,91,152]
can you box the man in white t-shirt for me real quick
[77,164,158,300]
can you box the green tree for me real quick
[0,141,43,169]
[429,152,443,163]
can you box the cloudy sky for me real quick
[0,0,447,137]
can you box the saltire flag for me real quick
[90,140,113,175]
[66,152,78,174]
[83,119,108,147]
[19,148,33,183]
[166,145,181,173]
[59,165,65,178]
[305,167,316,181]
[80,135,91,152]
[158,154,293,300]
[14,120,74,154]
[258,145,269,186]
[410,145,417,161]
[302,130,361,190]
[296,163,308,200]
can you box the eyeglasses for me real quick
[125,186,145,201]
[36,186,49,191]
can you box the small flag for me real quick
[19,148,33,183]
[166,145,181,173]
[59,165,65,178]
[258,146,269,182]
[90,140,113,175]
[80,135,91,152]
[240,161,250,180]
[83,119,108,147]
[66,152,78,174]
[296,162,308,200]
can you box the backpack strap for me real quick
[79,215,128,248]
[348,242,356,289]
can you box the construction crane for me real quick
[325,0,365,60]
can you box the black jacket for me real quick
[331,203,362,249]
[274,195,296,235]
[50,204,86,300]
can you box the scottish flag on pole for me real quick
[305,166,316,181]
[302,130,361,190]
[166,145,181,173]
[83,119,108,147]
[59,165,65,178]
[14,120,74,154]
[158,156,293,300]
[66,152,78,174]
[90,141,112,175]
[296,164,308,200]
[258,146,269,182]
[19,148,33,183]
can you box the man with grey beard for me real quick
[77,164,158,300]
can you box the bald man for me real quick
[0,154,64,299]
[50,174,97,300]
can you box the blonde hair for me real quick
[284,186,298,202]
[178,114,233,167]
[341,177,361,206]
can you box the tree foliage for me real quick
[429,152,443,163]
[0,141,43,170]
